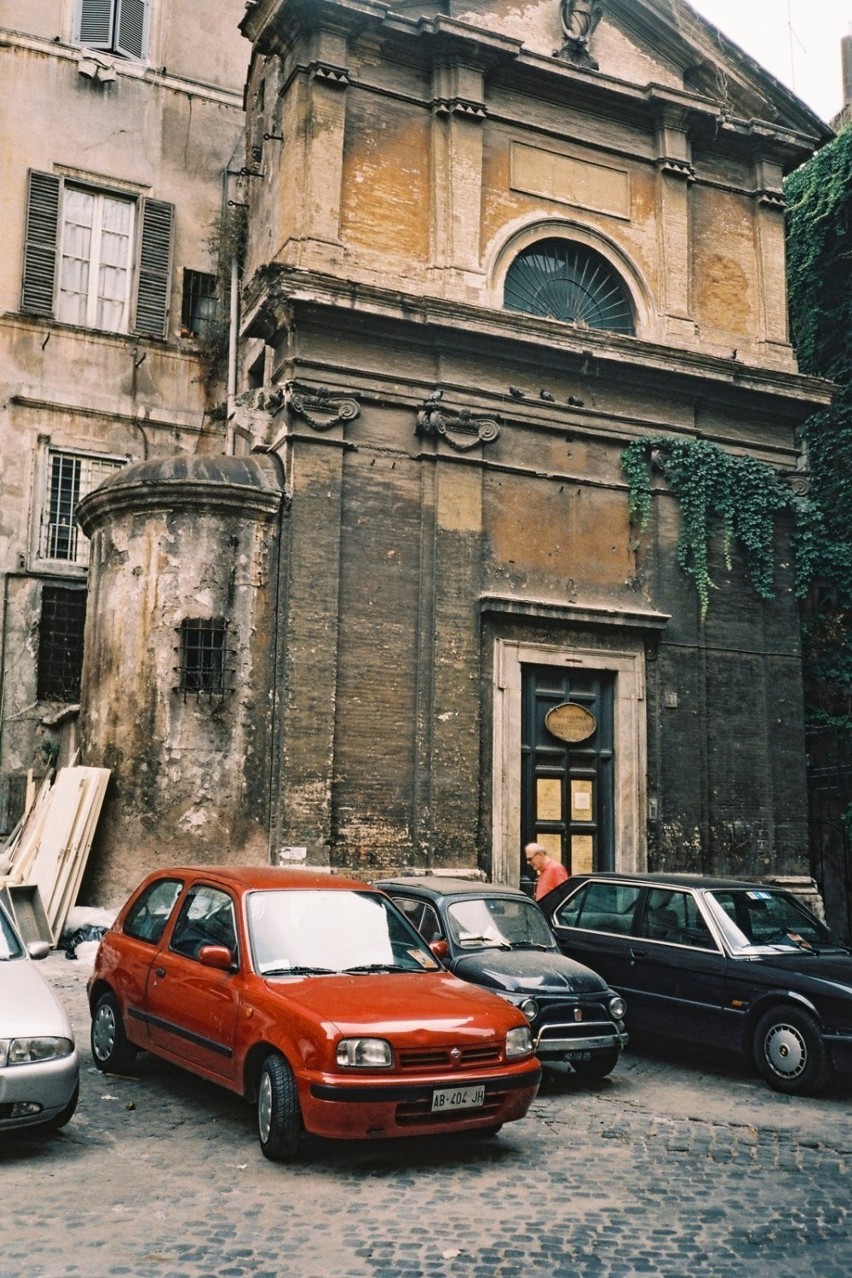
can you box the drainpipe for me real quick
[225,251,239,456]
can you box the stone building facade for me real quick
[74,0,836,902]
[0,1,248,836]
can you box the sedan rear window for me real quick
[124,878,183,944]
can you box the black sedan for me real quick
[539,872,852,1096]
[377,877,628,1078]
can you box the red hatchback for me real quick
[88,867,541,1160]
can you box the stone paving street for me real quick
[3,953,851,1278]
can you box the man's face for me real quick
[525,848,544,875]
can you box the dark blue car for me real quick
[539,872,852,1096]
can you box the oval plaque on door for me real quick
[545,701,596,743]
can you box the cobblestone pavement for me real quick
[3,953,851,1278]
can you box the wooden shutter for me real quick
[77,0,116,49]
[21,171,61,317]
[115,0,149,60]
[134,198,174,339]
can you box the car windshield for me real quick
[0,908,25,960]
[245,889,439,976]
[705,888,841,953]
[446,896,556,950]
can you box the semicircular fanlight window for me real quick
[504,239,635,334]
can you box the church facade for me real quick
[77,0,833,902]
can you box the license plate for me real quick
[566,1051,592,1062]
[431,1084,486,1113]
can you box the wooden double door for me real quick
[520,664,614,890]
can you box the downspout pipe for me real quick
[226,250,239,456]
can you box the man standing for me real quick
[524,842,569,900]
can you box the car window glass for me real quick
[446,897,555,949]
[388,896,443,943]
[558,881,641,934]
[0,907,25,960]
[708,889,833,950]
[247,889,438,974]
[641,889,718,950]
[124,878,183,944]
[170,886,238,961]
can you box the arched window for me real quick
[504,239,635,334]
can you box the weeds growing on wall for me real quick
[785,125,852,726]
[621,436,792,618]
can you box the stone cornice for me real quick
[479,595,671,633]
[242,267,834,416]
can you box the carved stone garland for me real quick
[288,385,360,432]
[415,400,501,452]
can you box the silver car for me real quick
[0,899,79,1134]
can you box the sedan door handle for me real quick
[629,948,648,962]
[155,967,166,978]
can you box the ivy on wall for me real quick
[785,126,852,725]
[621,436,792,618]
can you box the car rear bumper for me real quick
[0,1051,79,1130]
[301,1061,542,1139]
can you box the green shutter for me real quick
[134,198,174,339]
[21,171,60,317]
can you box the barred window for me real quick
[178,619,227,696]
[181,270,218,340]
[39,449,123,567]
[37,586,87,702]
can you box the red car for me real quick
[88,867,541,1160]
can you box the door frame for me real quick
[492,637,648,886]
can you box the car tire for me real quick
[753,1005,831,1096]
[257,1052,302,1161]
[31,1083,79,1135]
[91,992,138,1074]
[571,1050,620,1079]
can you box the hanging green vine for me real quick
[622,436,792,618]
[785,125,852,727]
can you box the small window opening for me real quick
[181,270,218,340]
[177,618,228,698]
[38,586,87,702]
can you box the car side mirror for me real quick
[27,940,50,961]
[197,944,236,971]
[429,939,449,960]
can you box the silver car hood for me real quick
[0,960,75,1039]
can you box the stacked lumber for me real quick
[0,765,110,945]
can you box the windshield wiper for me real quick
[458,934,511,949]
[339,963,409,974]
[261,965,338,976]
[509,941,552,951]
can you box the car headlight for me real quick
[0,1037,75,1067]
[608,996,627,1021]
[505,1025,533,1059]
[519,997,539,1022]
[335,1038,393,1069]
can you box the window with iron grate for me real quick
[38,586,87,702]
[181,270,218,340]
[39,449,124,567]
[177,619,228,697]
[504,239,635,334]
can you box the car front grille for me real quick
[397,1043,503,1072]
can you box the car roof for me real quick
[376,876,531,902]
[564,872,775,891]
[142,866,380,893]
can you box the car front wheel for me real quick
[753,1005,831,1096]
[257,1052,302,1161]
[91,992,137,1074]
